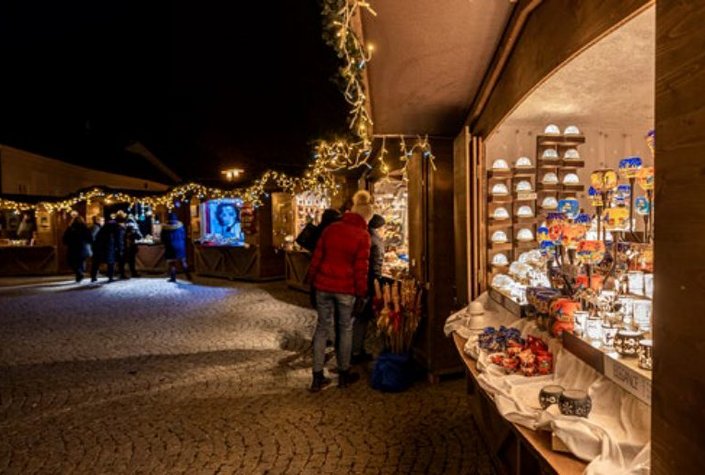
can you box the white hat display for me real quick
[492,159,510,170]
[541,196,559,210]
[491,183,509,196]
[492,253,509,266]
[515,180,533,192]
[491,273,514,290]
[493,207,510,220]
[468,301,485,316]
[491,230,508,243]
[564,125,581,135]
[515,156,533,168]
[516,205,534,217]
[542,172,559,184]
[517,228,534,242]
[564,148,580,160]
[563,173,580,184]
[542,148,559,159]
[544,124,561,135]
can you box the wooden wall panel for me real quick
[652,1,705,473]
[453,127,471,307]
[470,0,651,137]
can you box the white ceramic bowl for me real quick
[492,253,509,266]
[493,207,510,220]
[492,159,510,170]
[517,228,534,242]
[564,125,581,135]
[491,183,509,196]
[515,180,533,192]
[542,197,559,210]
[544,124,561,135]
[542,172,559,184]
[563,173,580,184]
[542,149,559,159]
[491,230,508,243]
[516,205,534,217]
[564,148,580,160]
[515,156,533,168]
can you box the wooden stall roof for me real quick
[360,1,513,136]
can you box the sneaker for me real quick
[337,370,360,389]
[310,371,332,393]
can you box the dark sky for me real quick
[0,0,350,184]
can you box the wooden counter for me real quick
[135,244,168,273]
[194,244,284,281]
[452,332,586,475]
[284,250,311,292]
[0,245,58,276]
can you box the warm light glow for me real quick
[221,168,245,182]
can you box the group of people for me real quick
[305,190,386,392]
[62,211,189,283]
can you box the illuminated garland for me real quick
[0,0,436,214]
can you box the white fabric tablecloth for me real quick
[445,292,651,475]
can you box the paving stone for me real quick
[0,276,494,474]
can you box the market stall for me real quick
[451,5,657,473]
[0,207,63,276]
[192,197,284,281]
[372,173,409,278]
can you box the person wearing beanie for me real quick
[307,190,372,391]
[161,212,192,283]
[352,213,386,364]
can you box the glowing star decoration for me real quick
[576,240,607,265]
[618,156,643,179]
[557,199,580,219]
[635,196,651,215]
[637,167,655,191]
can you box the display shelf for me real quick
[488,221,513,230]
[488,287,530,318]
[562,332,651,405]
[514,241,538,251]
[512,169,537,176]
[537,134,586,146]
[560,160,585,168]
[513,191,538,201]
[513,216,539,225]
[537,183,561,191]
[488,169,513,178]
[538,160,561,168]
[561,184,585,192]
[488,195,513,204]
[489,242,513,251]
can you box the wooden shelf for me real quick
[513,216,538,225]
[488,170,513,178]
[537,183,561,191]
[561,159,585,168]
[489,242,513,251]
[538,159,561,168]
[512,168,537,176]
[488,221,513,230]
[488,195,513,203]
[562,184,585,192]
[537,134,586,146]
[513,191,537,201]
[514,241,538,250]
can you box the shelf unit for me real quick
[535,134,586,220]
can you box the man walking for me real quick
[307,190,372,391]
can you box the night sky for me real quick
[0,1,351,184]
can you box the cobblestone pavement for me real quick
[0,276,494,474]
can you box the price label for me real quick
[603,354,652,405]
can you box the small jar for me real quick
[601,324,619,349]
[633,300,653,332]
[539,385,564,409]
[638,339,653,370]
[586,316,603,344]
[573,311,589,337]
[644,273,654,299]
[559,389,592,418]
[628,271,645,295]
[614,329,643,356]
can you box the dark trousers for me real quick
[125,247,138,276]
[91,260,114,281]
[168,258,191,281]
[71,260,86,282]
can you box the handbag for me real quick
[295,223,318,252]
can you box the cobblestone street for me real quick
[0,276,493,474]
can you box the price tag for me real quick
[603,354,651,405]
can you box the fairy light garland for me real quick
[0,0,436,214]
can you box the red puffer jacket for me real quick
[308,212,371,297]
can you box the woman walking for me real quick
[63,215,93,283]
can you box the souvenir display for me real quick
[544,124,561,135]
[638,339,653,370]
[563,125,581,136]
[515,180,533,192]
[539,385,565,409]
[516,205,534,218]
[562,173,580,185]
[517,228,534,242]
[492,183,510,196]
[493,207,510,220]
[559,390,592,418]
[618,156,643,179]
[492,253,510,266]
[637,167,655,191]
[516,156,533,168]
[542,149,559,160]
[576,240,606,265]
[614,329,643,356]
[561,223,587,250]
[604,207,630,231]
[563,148,580,160]
[558,199,580,219]
[588,186,603,207]
[635,196,650,215]
[542,172,559,184]
[541,197,558,210]
[482,328,553,377]
[491,230,508,243]
[373,177,409,277]
[492,159,510,170]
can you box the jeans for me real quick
[313,291,355,372]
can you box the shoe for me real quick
[91,278,98,283]
[309,371,332,393]
[167,278,177,283]
[337,370,360,389]
[107,278,115,283]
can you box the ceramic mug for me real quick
[559,389,592,418]
[601,324,619,349]
[638,339,653,370]
[539,385,565,409]
[614,329,643,357]
[573,310,589,337]
[586,316,603,343]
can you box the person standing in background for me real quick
[16,213,35,241]
[92,214,124,283]
[307,190,372,391]
[161,212,191,283]
[63,214,93,283]
[124,216,143,277]
[352,213,385,364]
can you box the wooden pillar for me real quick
[652,1,705,473]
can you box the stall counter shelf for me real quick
[135,243,167,273]
[284,249,311,292]
[194,243,284,281]
[452,332,586,475]
[0,245,58,276]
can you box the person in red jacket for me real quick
[307,190,372,391]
